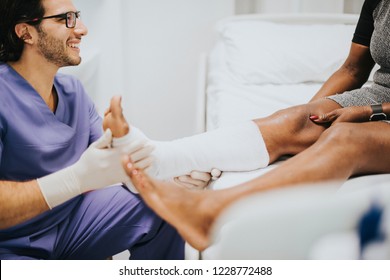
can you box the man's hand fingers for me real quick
[128,144,155,161]
[174,176,206,189]
[91,129,112,149]
[135,156,154,170]
[190,171,211,182]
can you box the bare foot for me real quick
[122,155,216,251]
[103,96,130,137]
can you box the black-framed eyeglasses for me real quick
[22,11,81,28]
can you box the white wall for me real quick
[67,0,234,140]
[258,0,345,13]
[122,0,235,139]
[62,0,126,110]
[344,0,365,13]
[236,0,364,14]
[66,0,363,140]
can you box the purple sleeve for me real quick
[0,113,6,164]
[0,123,4,163]
[88,99,103,144]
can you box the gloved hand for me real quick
[37,129,153,208]
[112,130,155,192]
[111,131,155,170]
[174,168,222,190]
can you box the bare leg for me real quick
[123,122,390,251]
[254,99,341,162]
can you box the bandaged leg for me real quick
[130,121,269,180]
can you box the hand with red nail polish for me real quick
[311,106,372,125]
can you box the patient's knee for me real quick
[320,123,359,147]
[262,105,309,131]
[260,105,320,153]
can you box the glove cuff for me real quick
[37,166,81,209]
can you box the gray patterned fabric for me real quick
[328,0,390,107]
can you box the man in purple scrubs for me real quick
[0,0,184,259]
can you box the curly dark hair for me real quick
[0,0,44,62]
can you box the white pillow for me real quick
[217,20,356,85]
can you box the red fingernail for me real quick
[309,115,319,121]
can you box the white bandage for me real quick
[130,121,269,180]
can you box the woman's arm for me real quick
[310,42,375,102]
[311,102,390,124]
[382,103,390,116]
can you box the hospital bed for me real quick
[193,13,390,259]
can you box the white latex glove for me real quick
[210,168,222,180]
[174,168,222,190]
[38,129,153,208]
[112,132,155,171]
[112,131,155,192]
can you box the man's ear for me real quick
[15,23,33,44]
